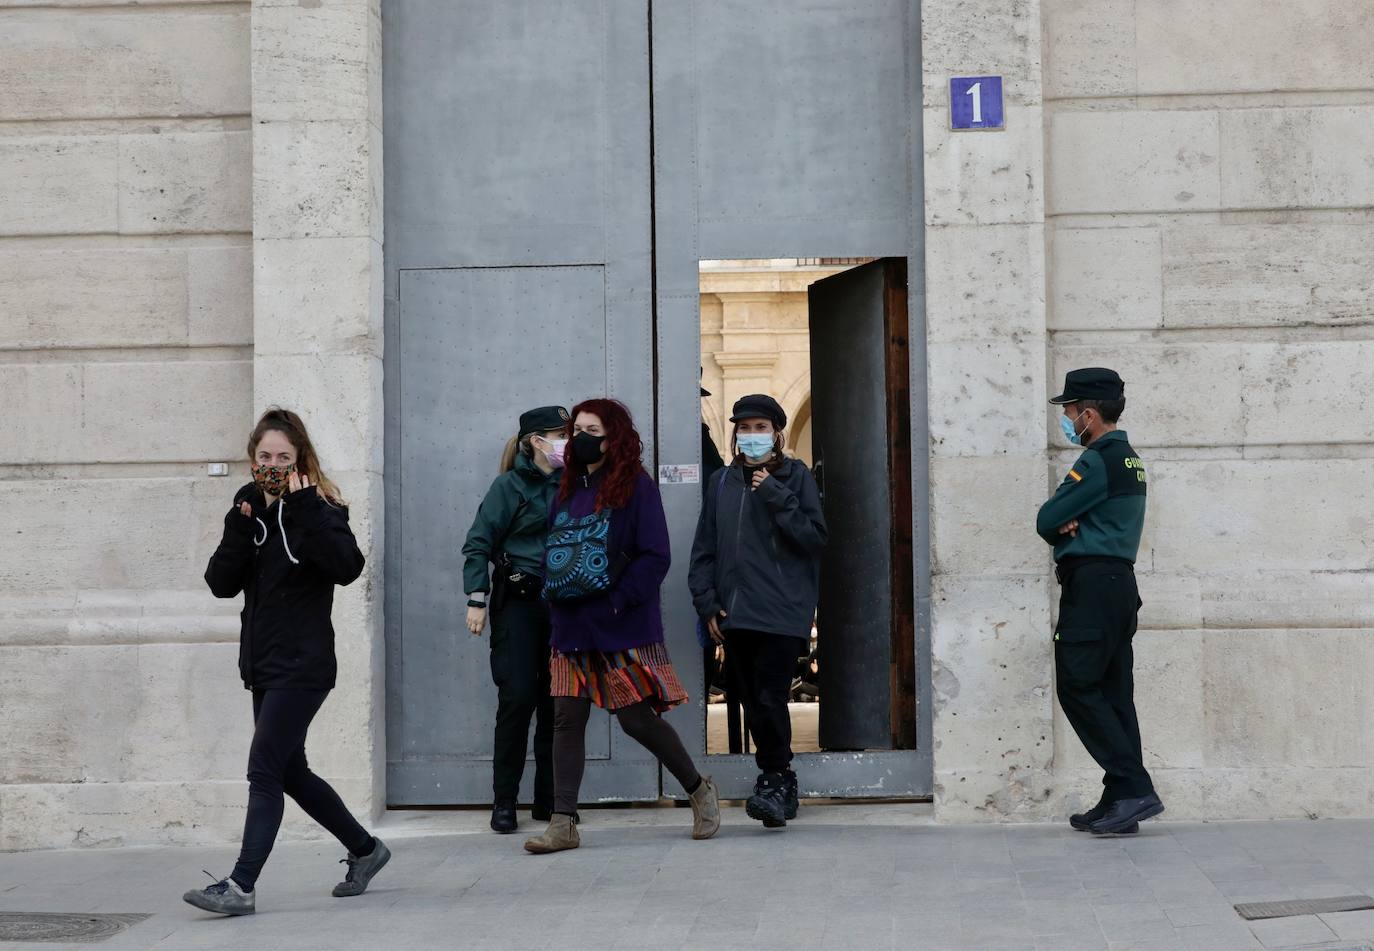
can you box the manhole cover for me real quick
[0,913,151,943]
[1235,894,1374,921]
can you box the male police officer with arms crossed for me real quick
[1037,368,1164,835]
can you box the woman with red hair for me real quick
[524,399,720,853]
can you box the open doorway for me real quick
[698,257,916,761]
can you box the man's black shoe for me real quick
[746,772,789,828]
[1069,799,1109,831]
[1089,793,1164,835]
[490,799,518,834]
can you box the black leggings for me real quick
[231,689,372,890]
[552,698,700,816]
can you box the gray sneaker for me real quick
[183,872,255,916]
[332,837,391,897]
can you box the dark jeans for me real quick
[489,581,554,805]
[1054,561,1155,802]
[552,698,700,815]
[231,689,371,890]
[725,630,805,774]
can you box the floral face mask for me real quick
[252,462,296,497]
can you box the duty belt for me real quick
[1055,555,1132,586]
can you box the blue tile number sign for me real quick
[949,76,1004,130]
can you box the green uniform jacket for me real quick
[461,453,561,595]
[1036,430,1147,563]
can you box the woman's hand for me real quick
[287,471,313,494]
[706,609,727,645]
[1057,519,1079,538]
[751,470,771,491]
[238,501,253,518]
[466,605,487,636]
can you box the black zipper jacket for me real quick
[688,457,828,640]
[204,482,365,690]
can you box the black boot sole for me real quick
[1090,822,1140,837]
[746,798,787,827]
[1091,802,1164,835]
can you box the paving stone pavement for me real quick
[4,807,1374,951]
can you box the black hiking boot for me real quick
[746,772,789,828]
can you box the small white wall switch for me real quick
[208,463,229,477]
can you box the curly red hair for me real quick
[559,398,645,511]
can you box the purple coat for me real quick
[546,468,671,653]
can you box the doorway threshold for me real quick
[377,801,934,840]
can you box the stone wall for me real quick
[0,0,256,849]
[0,0,385,853]
[1040,0,1374,820]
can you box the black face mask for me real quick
[571,431,606,466]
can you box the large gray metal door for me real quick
[383,0,658,804]
[385,0,930,805]
[651,0,931,798]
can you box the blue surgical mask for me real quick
[737,433,775,460]
[1060,412,1087,446]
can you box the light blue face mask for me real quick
[1060,411,1087,446]
[737,433,776,460]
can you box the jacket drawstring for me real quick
[253,517,268,547]
[277,500,300,565]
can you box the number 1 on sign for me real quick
[966,82,982,124]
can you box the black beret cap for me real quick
[730,394,787,430]
[519,405,570,439]
[1049,368,1125,404]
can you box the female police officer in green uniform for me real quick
[463,406,570,833]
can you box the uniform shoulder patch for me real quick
[1067,469,1083,482]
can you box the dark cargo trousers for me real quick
[1053,559,1155,803]
[489,579,555,806]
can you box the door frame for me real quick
[657,253,933,800]
[648,0,932,800]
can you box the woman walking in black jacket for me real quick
[689,394,827,829]
[184,408,388,916]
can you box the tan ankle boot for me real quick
[689,776,720,840]
[523,814,580,854]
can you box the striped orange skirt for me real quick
[550,642,688,713]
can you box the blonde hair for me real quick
[498,434,536,474]
[248,407,345,505]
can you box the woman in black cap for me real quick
[689,394,827,829]
[462,405,571,833]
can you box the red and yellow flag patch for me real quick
[1067,469,1083,482]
